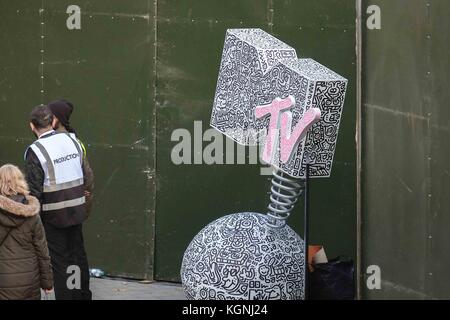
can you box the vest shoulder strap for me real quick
[78,139,87,159]
[24,146,31,161]
[64,133,83,165]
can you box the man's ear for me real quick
[51,117,58,129]
[29,122,35,132]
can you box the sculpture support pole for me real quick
[304,160,310,300]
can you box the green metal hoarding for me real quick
[0,0,356,284]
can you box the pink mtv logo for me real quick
[255,96,321,166]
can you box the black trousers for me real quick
[43,223,92,300]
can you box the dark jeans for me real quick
[43,223,92,300]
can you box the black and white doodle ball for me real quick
[180,212,305,300]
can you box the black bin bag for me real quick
[309,256,355,300]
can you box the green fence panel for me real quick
[0,0,156,279]
[155,0,356,281]
[0,0,356,282]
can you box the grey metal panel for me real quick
[362,0,450,299]
[428,0,450,300]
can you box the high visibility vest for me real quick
[26,131,86,227]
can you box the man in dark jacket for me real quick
[48,99,94,218]
[24,105,92,300]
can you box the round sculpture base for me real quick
[181,212,305,300]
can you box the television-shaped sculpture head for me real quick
[210,28,348,178]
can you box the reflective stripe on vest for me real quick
[42,196,86,211]
[28,132,85,212]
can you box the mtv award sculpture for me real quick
[181,29,348,300]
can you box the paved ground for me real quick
[92,278,186,300]
[42,278,186,300]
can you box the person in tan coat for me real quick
[0,164,53,300]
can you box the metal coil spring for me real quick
[266,169,304,228]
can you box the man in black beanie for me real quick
[48,100,75,133]
[48,100,94,208]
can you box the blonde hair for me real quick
[0,164,30,196]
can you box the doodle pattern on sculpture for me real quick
[299,80,347,177]
[211,29,299,145]
[181,212,305,300]
[228,29,294,50]
[212,39,309,145]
